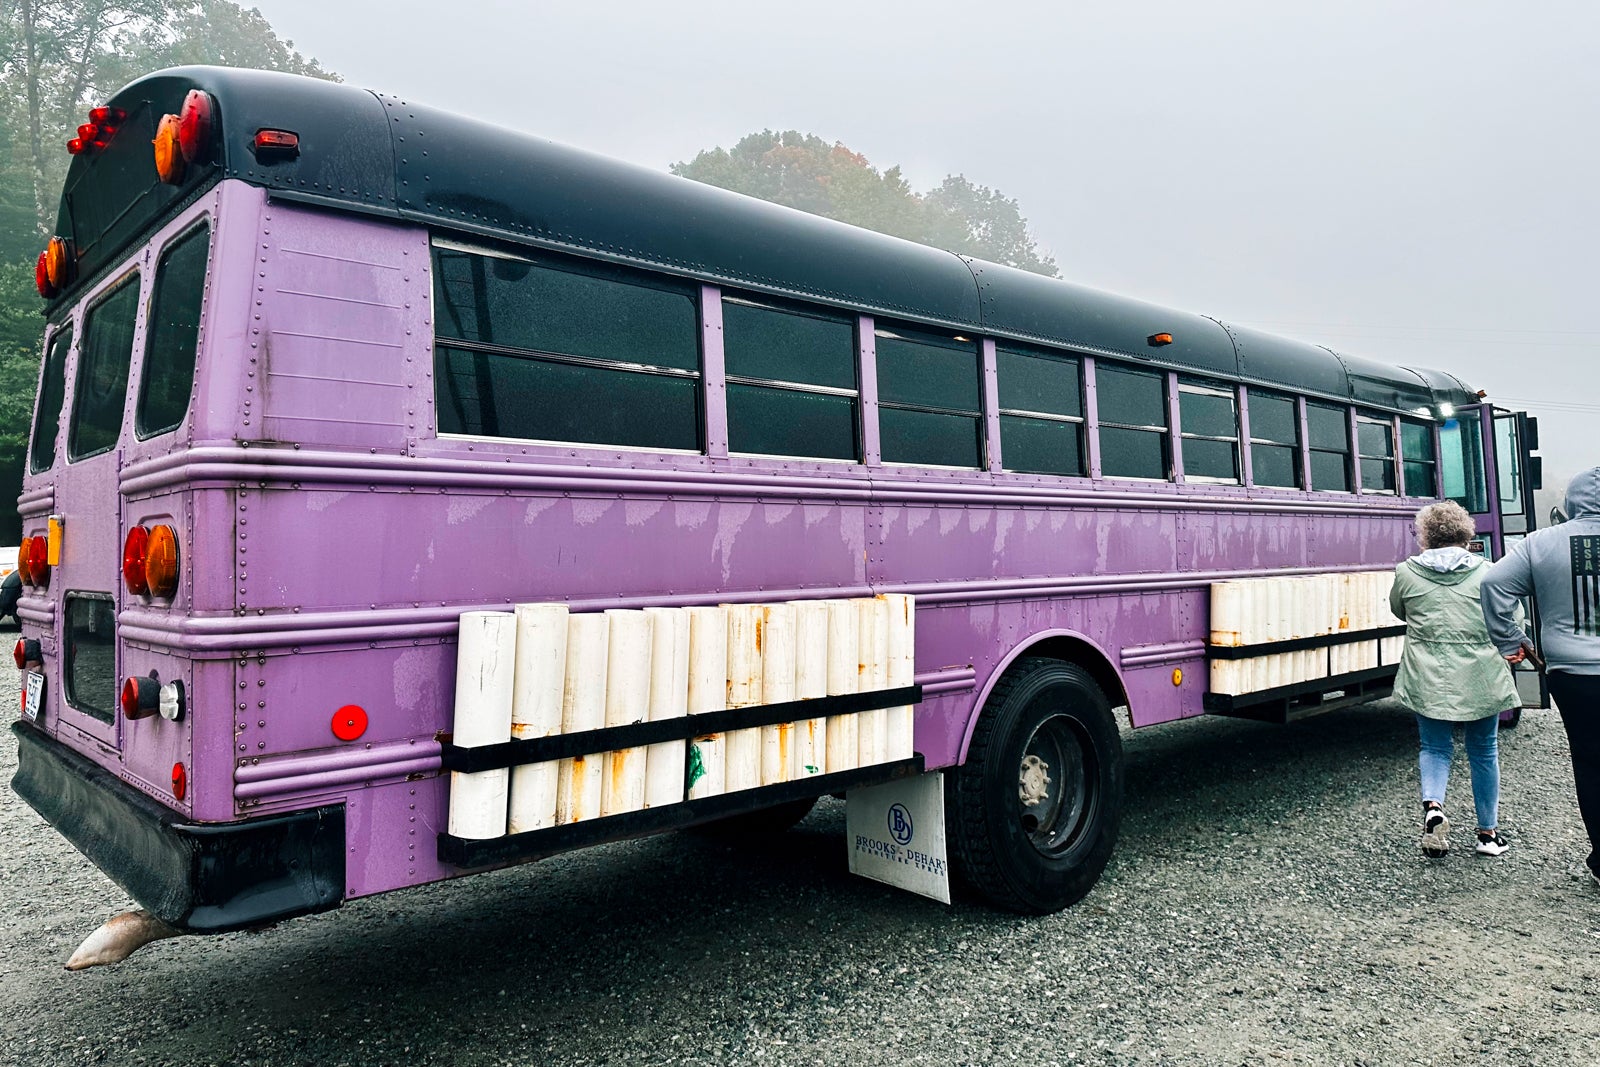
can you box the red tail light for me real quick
[13,639,26,670]
[120,676,159,720]
[177,90,213,164]
[171,762,187,801]
[35,252,55,298]
[123,526,150,596]
[19,537,47,589]
[145,525,180,599]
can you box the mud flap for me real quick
[845,771,950,904]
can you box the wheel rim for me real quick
[1016,712,1094,857]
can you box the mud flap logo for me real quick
[1573,536,1600,636]
[846,773,950,904]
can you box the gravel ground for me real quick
[4,671,1599,1067]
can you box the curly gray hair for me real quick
[1414,501,1475,549]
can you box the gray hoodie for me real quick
[1481,467,1600,674]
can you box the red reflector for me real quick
[331,704,368,742]
[177,89,213,164]
[253,129,300,154]
[123,526,151,596]
[171,762,187,801]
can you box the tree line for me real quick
[0,5,1056,541]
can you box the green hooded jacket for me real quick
[1390,555,1519,721]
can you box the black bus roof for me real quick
[56,65,1474,413]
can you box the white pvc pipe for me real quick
[790,600,829,777]
[760,604,797,785]
[686,605,728,800]
[643,606,690,808]
[600,609,652,817]
[857,596,890,767]
[448,611,517,839]
[883,594,916,761]
[508,603,568,834]
[556,613,608,824]
[1210,581,1242,647]
[823,599,860,772]
[723,603,763,792]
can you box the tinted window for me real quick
[65,594,117,723]
[1306,402,1351,492]
[724,298,858,460]
[876,326,981,468]
[68,275,141,460]
[1357,415,1395,493]
[1401,419,1438,497]
[432,245,701,451]
[1097,365,1168,479]
[1178,379,1238,483]
[1248,390,1300,489]
[997,345,1084,476]
[137,225,209,438]
[30,326,71,474]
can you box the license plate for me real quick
[23,671,43,721]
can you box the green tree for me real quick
[672,131,1058,278]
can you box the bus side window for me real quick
[67,274,141,462]
[995,344,1084,477]
[30,325,72,474]
[1439,416,1488,513]
[1399,418,1437,497]
[431,244,701,451]
[723,296,859,461]
[1246,388,1301,488]
[136,224,210,439]
[1356,413,1396,494]
[1306,402,1352,492]
[1177,377,1240,483]
[1095,363,1168,480]
[875,325,982,468]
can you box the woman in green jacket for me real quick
[1390,501,1520,858]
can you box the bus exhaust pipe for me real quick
[65,909,182,971]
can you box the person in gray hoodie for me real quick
[1482,466,1600,884]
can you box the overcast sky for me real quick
[246,0,1598,486]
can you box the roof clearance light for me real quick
[1148,332,1174,347]
[154,113,184,185]
[145,524,180,599]
[34,251,56,298]
[88,106,126,126]
[66,137,86,156]
[176,90,214,164]
[123,526,151,596]
[1438,403,1455,419]
[253,129,300,159]
[44,237,73,289]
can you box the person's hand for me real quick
[1504,647,1528,665]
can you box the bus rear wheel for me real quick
[947,657,1123,914]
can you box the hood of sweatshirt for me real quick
[1406,550,1481,585]
[1568,467,1600,521]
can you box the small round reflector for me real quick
[35,252,56,298]
[123,526,151,596]
[154,113,184,184]
[120,675,159,720]
[171,762,187,801]
[177,90,213,164]
[44,237,72,289]
[145,525,180,599]
[331,704,368,742]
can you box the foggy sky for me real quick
[244,0,1599,487]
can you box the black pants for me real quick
[1549,671,1600,875]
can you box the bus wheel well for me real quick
[1011,636,1128,721]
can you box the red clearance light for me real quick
[154,114,184,184]
[77,123,100,141]
[66,137,86,155]
[34,252,56,298]
[253,129,300,157]
[123,526,151,596]
[177,89,213,164]
[145,525,180,599]
[88,106,126,126]
[171,762,187,801]
[120,675,159,720]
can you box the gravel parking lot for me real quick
[4,671,1599,1067]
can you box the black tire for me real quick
[947,657,1123,914]
[688,796,819,836]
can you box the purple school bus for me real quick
[12,67,1543,964]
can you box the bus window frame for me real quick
[1354,411,1398,495]
[1092,360,1171,482]
[1241,385,1303,490]
[133,218,213,441]
[1175,376,1241,485]
[29,320,75,475]
[65,265,144,464]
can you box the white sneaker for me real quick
[1421,808,1449,858]
[1475,831,1510,857]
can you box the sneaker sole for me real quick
[1475,843,1510,857]
[1421,816,1450,858]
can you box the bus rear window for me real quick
[136,225,210,438]
[64,594,117,723]
[30,326,72,474]
[432,244,701,451]
[68,275,141,461]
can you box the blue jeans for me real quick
[1417,714,1501,830]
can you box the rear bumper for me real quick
[11,720,344,932]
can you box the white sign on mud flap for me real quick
[845,771,950,904]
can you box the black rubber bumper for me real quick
[11,720,344,932]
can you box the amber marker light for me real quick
[145,524,180,599]
[1148,332,1174,347]
[44,237,73,290]
[154,113,184,184]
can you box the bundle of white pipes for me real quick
[449,595,918,836]
[1208,571,1404,697]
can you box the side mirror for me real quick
[1528,454,1543,492]
[1524,415,1540,452]
[1551,505,1569,526]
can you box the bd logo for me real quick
[887,802,914,845]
